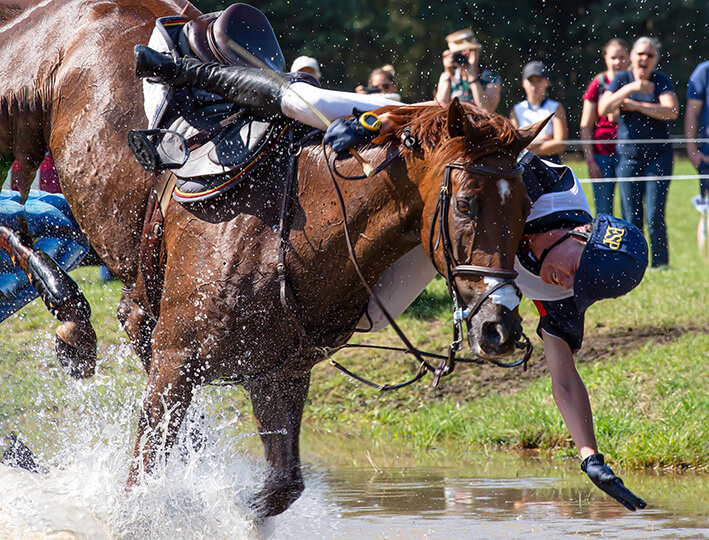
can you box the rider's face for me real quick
[538,233,587,289]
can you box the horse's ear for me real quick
[446,97,470,138]
[510,114,553,154]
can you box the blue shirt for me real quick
[607,70,674,158]
[687,61,709,156]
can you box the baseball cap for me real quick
[522,61,549,80]
[290,56,321,79]
[446,28,481,53]
[573,214,649,312]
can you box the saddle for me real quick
[127,15,293,204]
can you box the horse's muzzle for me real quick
[466,302,524,359]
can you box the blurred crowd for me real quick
[290,28,708,269]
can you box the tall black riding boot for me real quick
[0,225,96,379]
[134,45,300,118]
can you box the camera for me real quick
[361,86,382,94]
[452,52,467,66]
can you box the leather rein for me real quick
[311,133,531,390]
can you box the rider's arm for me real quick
[281,83,403,130]
[542,330,598,459]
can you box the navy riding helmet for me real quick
[573,213,649,312]
[181,3,286,72]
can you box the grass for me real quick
[1,157,708,471]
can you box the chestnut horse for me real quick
[0,0,544,517]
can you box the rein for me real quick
[310,134,532,391]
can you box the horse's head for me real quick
[386,99,548,360]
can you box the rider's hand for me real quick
[324,111,381,154]
[581,454,647,511]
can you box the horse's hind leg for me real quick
[0,225,96,378]
[245,373,310,518]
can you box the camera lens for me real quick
[453,53,466,65]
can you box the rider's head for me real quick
[538,214,648,312]
[182,4,285,71]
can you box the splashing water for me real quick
[0,341,337,539]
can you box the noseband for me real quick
[428,159,532,382]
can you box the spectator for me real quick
[685,60,709,203]
[435,28,501,112]
[10,153,61,193]
[290,55,321,82]
[599,36,679,269]
[510,61,568,164]
[355,65,401,101]
[580,39,630,215]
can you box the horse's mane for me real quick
[377,102,520,163]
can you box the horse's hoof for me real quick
[249,479,304,518]
[2,433,39,473]
[54,321,96,379]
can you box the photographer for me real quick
[435,28,501,112]
[355,65,401,101]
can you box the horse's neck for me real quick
[296,144,424,283]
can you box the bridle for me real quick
[272,132,534,391]
[427,158,533,384]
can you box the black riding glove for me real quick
[581,453,647,511]
[324,110,381,154]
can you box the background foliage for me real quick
[194,0,709,136]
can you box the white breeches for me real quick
[356,246,438,332]
[281,82,402,130]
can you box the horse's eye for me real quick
[456,198,477,217]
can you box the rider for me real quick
[134,8,649,512]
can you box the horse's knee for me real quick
[117,292,155,373]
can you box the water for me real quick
[0,342,707,539]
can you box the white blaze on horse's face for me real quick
[497,179,511,204]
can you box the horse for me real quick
[0,0,545,517]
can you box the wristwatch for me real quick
[359,111,382,132]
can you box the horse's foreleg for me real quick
[0,225,96,378]
[127,352,196,487]
[246,373,310,518]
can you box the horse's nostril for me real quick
[482,321,510,347]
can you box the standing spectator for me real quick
[599,36,679,269]
[435,28,501,113]
[510,61,568,164]
[355,65,401,101]
[685,60,709,202]
[580,39,630,215]
[290,56,321,82]
[685,60,709,255]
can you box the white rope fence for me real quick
[553,136,709,184]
